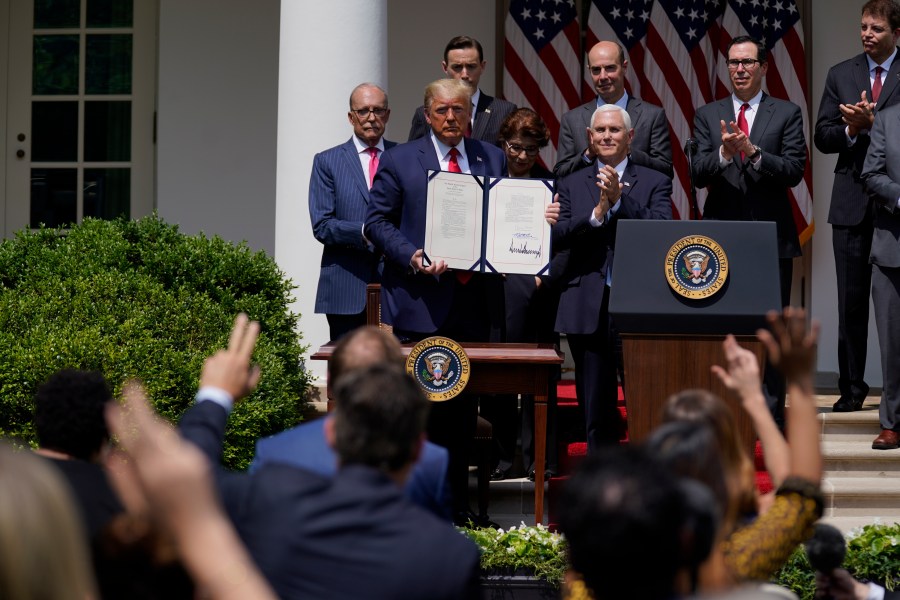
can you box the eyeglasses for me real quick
[351,107,388,119]
[725,58,761,70]
[505,141,540,156]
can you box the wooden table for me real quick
[311,342,564,525]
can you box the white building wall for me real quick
[156,0,280,256]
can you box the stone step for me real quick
[822,440,900,477]
[822,476,900,519]
[818,402,882,442]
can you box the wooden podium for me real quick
[610,220,783,453]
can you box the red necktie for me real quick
[366,147,379,189]
[447,147,462,173]
[873,66,884,104]
[737,102,750,160]
[446,147,471,283]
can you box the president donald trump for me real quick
[364,78,507,524]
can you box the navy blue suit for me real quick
[364,135,507,335]
[180,401,480,600]
[309,138,396,339]
[250,416,452,521]
[553,160,672,449]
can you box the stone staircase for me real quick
[476,393,900,533]
[817,393,900,533]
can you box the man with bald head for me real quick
[309,83,394,342]
[555,41,673,178]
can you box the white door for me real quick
[3,0,156,237]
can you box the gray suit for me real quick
[862,102,900,432]
[553,96,673,178]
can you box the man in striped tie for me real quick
[308,83,395,342]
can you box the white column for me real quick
[275,0,388,378]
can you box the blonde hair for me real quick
[423,78,473,110]
[0,443,97,600]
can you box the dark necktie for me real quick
[737,102,750,160]
[873,66,884,104]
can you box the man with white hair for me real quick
[552,104,672,451]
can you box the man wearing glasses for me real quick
[309,83,394,342]
[555,40,673,178]
[407,36,516,146]
[692,35,807,426]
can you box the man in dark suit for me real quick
[553,104,672,451]
[181,316,481,599]
[863,101,900,450]
[693,35,807,426]
[554,40,672,179]
[365,77,508,523]
[814,0,900,414]
[309,83,395,342]
[408,36,516,145]
[250,325,452,520]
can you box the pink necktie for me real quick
[447,147,462,173]
[446,148,471,283]
[737,103,750,160]
[366,147,379,189]
[873,66,884,104]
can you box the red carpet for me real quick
[550,381,774,528]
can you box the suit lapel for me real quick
[416,136,441,175]
[341,139,369,200]
[750,94,776,142]
[718,97,736,125]
[876,48,900,107]
[472,93,492,139]
[626,97,643,128]
[620,161,637,200]
[464,139,487,176]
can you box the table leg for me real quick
[533,394,547,525]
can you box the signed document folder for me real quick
[423,170,553,276]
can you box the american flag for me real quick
[585,0,813,242]
[504,0,583,169]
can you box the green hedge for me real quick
[0,215,311,469]
[775,522,900,599]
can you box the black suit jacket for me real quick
[554,96,673,178]
[408,91,516,146]
[179,401,481,600]
[693,94,807,258]
[814,49,900,226]
[553,160,672,336]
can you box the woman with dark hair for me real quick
[483,108,561,481]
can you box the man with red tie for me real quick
[692,35,808,427]
[309,83,394,342]
[814,0,900,416]
[365,78,508,525]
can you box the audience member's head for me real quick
[34,369,113,461]
[327,326,404,397]
[328,364,429,476]
[0,442,97,600]
[498,108,551,177]
[662,389,758,529]
[559,446,717,599]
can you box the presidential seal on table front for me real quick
[406,337,471,401]
[664,235,729,300]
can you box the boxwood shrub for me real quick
[0,215,310,470]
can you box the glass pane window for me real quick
[86,35,133,94]
[84,101,131,161]
[87,0,134,28]
[31,169,77,228]
[84,169,130,220]
[34,0,80,28]
[32,101,78,161]
[33,35,79,94]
